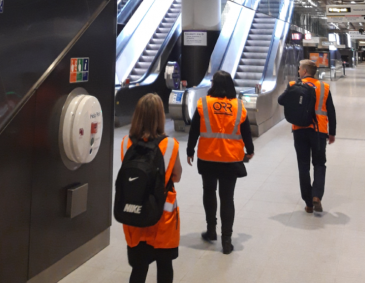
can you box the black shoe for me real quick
[222,236,234,254]
[201,231,217,242]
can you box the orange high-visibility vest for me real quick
[197,96,247,162]
[290,77,330,134]
[121,136,180,249]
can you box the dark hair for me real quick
[208,70,237,99]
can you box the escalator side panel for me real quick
[116,0,175,84]
[220,8,255,80]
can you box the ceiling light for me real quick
[351,1,355,3]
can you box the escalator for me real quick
[129,0,181,82]
[117,0,130,13]
[117,0,144,35]
[169,0,294,136]
[234,12,276,92]
[115,0,182,125]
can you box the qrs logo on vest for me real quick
[213,102,233,116]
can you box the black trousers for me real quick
[202,174,237,237]
[128,242,175,283]
[130,258,173,283]
[293,129,327,207]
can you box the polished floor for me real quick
[61,64,365,283]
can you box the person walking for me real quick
[278,59,336,213]
[120,93,182,283]
[187,70,254,254]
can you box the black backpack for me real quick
[279,79,317,127]
[114,136,171,227]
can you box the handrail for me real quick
[117,0,142,25]
[129,14,181,85]
[0,0,111,135]
[116,0,156,59]
[259,18,279,87]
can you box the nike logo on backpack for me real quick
[129,177,139,182]
[124,204,142,214]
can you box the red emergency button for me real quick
[91,122,98,134]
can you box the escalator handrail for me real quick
[116,0,156,59]
[129,14,181,85]
[117,0,143,25]
[259,0,293,87]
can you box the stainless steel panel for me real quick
[66,184,89,219]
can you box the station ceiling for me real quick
[293,0,364,31]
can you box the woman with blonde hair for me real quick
[120,93,182,283]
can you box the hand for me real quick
[187,156,194,166]
[328,135,335,144]
[246,153,254,160]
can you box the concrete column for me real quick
[181,0,221,87]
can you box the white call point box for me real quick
[62,95,103,164]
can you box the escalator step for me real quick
[166,12,179,19]
[154,33,168,39]
[144,50,158,56]
[248,34,272,40]
[130,75,142,82]
[254,18,276,23]
[164,17,177,23]
[235,86,255,93]
[170,8,181,13]
[234,79,261,87]
[246,40,271,47]
[250,29,274,35]
[172,4,182,8]
[140,56,154,62]
[237,65,265,72]
[240,59,266,65]
[252,23,275,29]
[235,72,262,80]
[136,62,151,69]
[146,44,161,50]
[161,22,174,28]
[258,4,280,8]
[157,27,171,33]
[244,46,270,52]
[132,68,147,76]
[256,13,272,18]
[242,52,267,59]
[151,38,165,44]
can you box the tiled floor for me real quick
[60,64,365,282]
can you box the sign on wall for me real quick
[184,31,207,46]
[70,58,90,83]
[326,5,365,16]
[327,15,365,23]
[349,31,365,39]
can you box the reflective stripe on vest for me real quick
[200,96,242,139]
[316,81,327,116]
[164,199,178,212]
[122,137,175,172]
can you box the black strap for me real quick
[129,135,168,149]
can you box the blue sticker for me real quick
[0,0,4,13]
[83,58,89,72]
[174,92,183,103]
[82,72,89,82]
